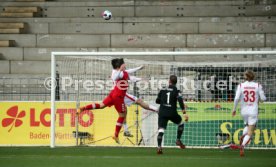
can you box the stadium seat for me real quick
[0,40,15,47]
[1,7,42,18]
[0,23,25,34]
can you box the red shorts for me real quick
[103,93,126,113]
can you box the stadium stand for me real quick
[0,0,275,100]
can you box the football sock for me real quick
[115,117,125,137]
[241,135,251,146]
[83,103,101,110]
[240,126,248,145]
[242,126,248,136]
[157,132,164,147]
[123,122,128,132]
[177,124,184,140]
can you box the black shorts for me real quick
[158,114,182,129]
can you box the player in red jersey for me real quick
[110,65,158,137]
[78,58,130,144]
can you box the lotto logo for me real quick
[1,105,94,132]
[2,106,25,132]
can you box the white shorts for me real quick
[124,93,138,106]
[241,113,258,126]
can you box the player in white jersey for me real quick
[111,63,158,137]
[232,70,266,157]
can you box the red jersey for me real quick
[103,70,129,113]
[112,70,129,97]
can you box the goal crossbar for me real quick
[51,51,276,57]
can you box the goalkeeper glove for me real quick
[184,114,189,122]
[182,110,189,122]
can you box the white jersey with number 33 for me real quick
[234,81,266,115]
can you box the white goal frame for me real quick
[50,51,276,148]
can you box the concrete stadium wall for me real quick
[0,0,275,77]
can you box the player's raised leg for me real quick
[78,102,106,113]
[79,89,117,113]
[122,93,158,137]
[125,93,158,113]
[136,98,158,112]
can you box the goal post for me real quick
[50,51,276,149]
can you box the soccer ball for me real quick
[102,10,112,20]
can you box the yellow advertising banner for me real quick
[0,102,138,146]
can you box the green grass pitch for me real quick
[0,147,275,167]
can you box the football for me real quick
[102,10,112,20]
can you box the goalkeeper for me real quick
[155,75,188,154]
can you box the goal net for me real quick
[51,51,276,149]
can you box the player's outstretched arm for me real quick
[258,84,267,102]
[125,65,144,74]
[177,90,188,121]
[177,90,185,111]
[232,85,241,117]
[129,76,142,83]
